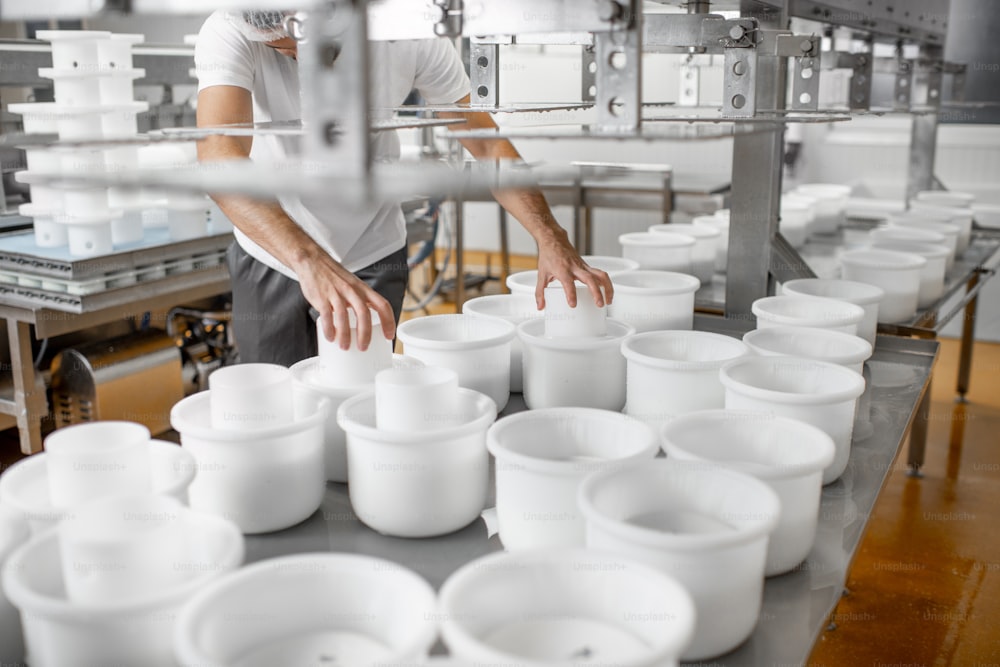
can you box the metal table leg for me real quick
[956,271,979,400]
[454,197,465,310]
[8,320,46,454]
[907,376,932,475]
[499,207,510,293]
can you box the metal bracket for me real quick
[849,53,873,111]
[470,41,500,107]
[915,58,945,108]
[777,35,821,111]
[298,2,371,181]
[594,26,642,132]
[722,47,757,118]
[770,232,817,283]
[944,61,967,103]
[462,0,636,36]
[894,58,913,111]
[643,14,756,53]
[581,47,598,103]
[790,55,820,111]
[433,0,463,37]
[678,59,701,107]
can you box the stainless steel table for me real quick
[245,315,938,666]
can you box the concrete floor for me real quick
[807,336,1000,666]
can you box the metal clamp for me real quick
[643,14,756,52]
[722,46,757,117]
[470,41,499,107]
[775,34,821,111]
[433,0,463,37]
[581,46,598,103]
[594,26,642,131]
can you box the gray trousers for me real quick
[227,242,409,366]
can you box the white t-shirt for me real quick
[194,11,470,277]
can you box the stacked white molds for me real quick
[10,30,149,256]
[517,282,635,410]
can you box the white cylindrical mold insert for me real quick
[315,309,394,389]
[43,421,152,509]
[208,363,295,431]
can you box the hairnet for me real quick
[224,10,290,42]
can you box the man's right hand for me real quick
[291,247,396,351]
[197,84,395,352]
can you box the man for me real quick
[195,10,612,364]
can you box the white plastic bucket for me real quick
[661,410,836,576]
[289,354,422,483]
[518,318,635,410]
[869,225,947,247]
[780,278,884,346]
[439,549,695,667]
[795,183,851,233]
[57,495,190,606]
[751,295,865,335]
[170,391,328,534]
[648,223,719,283]
[618,231,695,273]
[908,200,973,254]
[581,254,640,276]
[742,325,873,374]
[621,330,750,429]
[337,388,495,538]
[504,270,538,300]
[720,356,866,484]
[315,309,394,389]
[839,248,926,323]
[779,199,812,247]
[887,215,959,269]
[693,214,729,272]
[607,270,701,332]
[462,293,540,393]
[486,408,659,550]
[691,217,729,273]
[0,440,196,536]
[915,190,974,208]
[870,240,948,307]
[397,314,514,411]
[2,508,242,667]
[174,554,437,667]
[578,459,780,661]
[0,507,29,665]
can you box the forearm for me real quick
[209,188,325,275]
[442,111,570,251]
